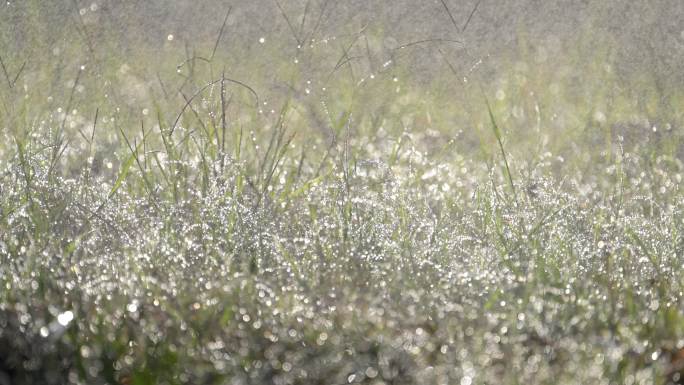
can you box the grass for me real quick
[1,3,684,385]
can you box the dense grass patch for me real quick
[1,3,684,384]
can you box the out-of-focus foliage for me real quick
[1,1,684,385]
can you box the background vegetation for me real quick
[1,1,684,384]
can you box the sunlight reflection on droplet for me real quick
[57,311,74,326]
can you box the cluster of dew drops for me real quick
[1,69,684,385]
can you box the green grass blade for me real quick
[485,97,517,201]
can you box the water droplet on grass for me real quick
[57,311,74,326]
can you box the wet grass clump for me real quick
[2,98,684,384]
[2,3,684,384]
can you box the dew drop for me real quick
[57,311,74,326]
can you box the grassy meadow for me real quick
[1,2,684,384]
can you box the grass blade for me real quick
[485,96,517,201]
